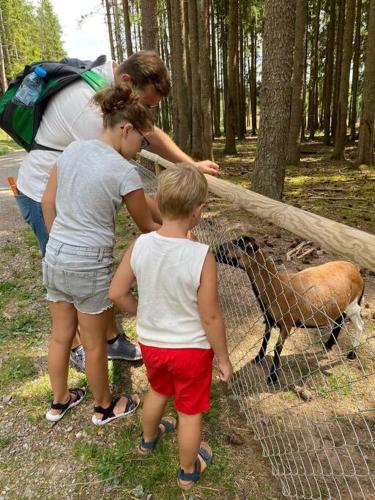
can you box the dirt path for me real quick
[0,151,25,236]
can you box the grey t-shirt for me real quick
[50,140,143,248]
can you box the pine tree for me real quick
[357,0,375,164]
[37,0,65,60]
[252,0,296,200]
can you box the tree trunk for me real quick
[183,0,192,150]
[188,0,202,157]
[221,2,228,135]
[332,0,346,138]
[122,0,133,56]
[357,0,375,164]
[250,21,257,136]
[238,13,246,140]
[160,4,171,133]
[105,0,116,60]
[350,0,362,142]
[211,0,221,137]
[332,0,356,159]
[167,0,190,151]
[197,0,213,159]
[307,0,321,140]
[141,0,158,51]
[113,0,124,61]
[323,0,336,144]
[252,0,296,200]
[224,0,238,154]
[0,6,7,94]
[287,0,307,165]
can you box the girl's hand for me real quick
[218,359,233,383]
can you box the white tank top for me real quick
[130,232,210,349]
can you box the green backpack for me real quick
[0,55,108,152]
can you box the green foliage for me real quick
[0,130,21,155]
[0,0,65,82]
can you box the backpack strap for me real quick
[30,69,108,153]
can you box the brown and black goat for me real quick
[215,236,365,385]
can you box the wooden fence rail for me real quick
[139,150,375,272]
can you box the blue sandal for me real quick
[138,416,176,454]
[177,442,213,490]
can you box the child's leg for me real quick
[77,309,112,409]
[177,412,202,473]
[142,388,169,442]
[48,301,78,413]
[77,308,136,417]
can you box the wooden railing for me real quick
[139,150,375,272]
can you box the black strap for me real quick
[51,397,72,411]
[50,387,84,410]
[94,397,119,420]
[30,141,63,153]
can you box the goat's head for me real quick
[214,236,260,270]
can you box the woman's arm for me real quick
[108,242,137,315]
[123,189,160,233]
[41,165,58,232]
[198,251,233,382]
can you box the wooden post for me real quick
[139,151,375,271]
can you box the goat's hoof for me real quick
[324,342,333,351]
[266,373,278,385]
[347,350,357,360]
[252,355,263,365]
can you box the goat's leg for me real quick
[347,303,364,360]
[267,327,288,385]
[324,313,346,351]
[252,325,272,364]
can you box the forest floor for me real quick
[0,136,374,499]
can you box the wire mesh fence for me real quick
[135,156,375,499]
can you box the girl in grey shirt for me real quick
[41,83,160,425]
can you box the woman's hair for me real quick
[92,82,154,132]
[157,163,208,219]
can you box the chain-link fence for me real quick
[135,156,375,499]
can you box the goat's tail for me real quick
[357,283,365,306]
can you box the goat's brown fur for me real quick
[216,237,365,384]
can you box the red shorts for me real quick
[140,344,214,415]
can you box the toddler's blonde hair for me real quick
[157,163,208,219]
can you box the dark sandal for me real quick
[138,416,176,454]
[91,394,140,426]
[177,443,213,490]
[45,387,86,422]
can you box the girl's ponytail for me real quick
[92,82,154,132]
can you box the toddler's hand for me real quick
[218,359,233,383]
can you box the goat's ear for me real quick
[236,235,259,254]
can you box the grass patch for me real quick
[72,388,236,498]
[15,369,87,415]
[10,312,44,334]
[315,373,353,398]
[23,227,40,249]
[0,354,38,391]
[1,243,19,256]
[0,436,12,449]
[0,130,21,156]
[74,421,233,499]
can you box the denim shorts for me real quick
[43,237,115,315]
